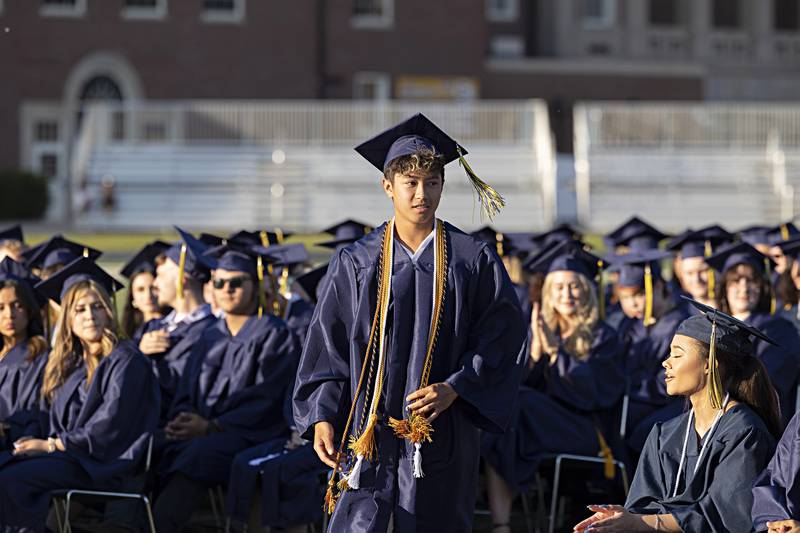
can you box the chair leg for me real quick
[51,497,65,533]
[520,492,534,533]
[535,472,547,533]
[620,463,630,496]
[63,492,73,533]
[548,457,563,533]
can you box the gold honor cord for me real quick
[388,220,448,478]
[324,221,393,514]
[704,241,715,301]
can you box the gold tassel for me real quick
[705,241,715,301]
[176,243,187,302]
[323,481,338,515]
[388,412,434,445]
[456,147,505,220]
[765,258,776,315]
[782,224,790,241]
[595,428,616,480]
[495,232,504,257]
[259,230,271,247]
[597,260,606,321]
[708,319,724,409]
[275,227,285,244]
[349,413,379,461]
[82,247,89,258]
[267,263,281,316]
[644,263,655,327]
[256,256,267,319]
[279,267,290,297]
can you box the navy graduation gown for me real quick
[0,340,159,531]
[482,321,624,491]
[747,313,800,425]
[0,341,48,446]
[142,312,216,422]
[752,410,800,530]
[158,314,298,486]
[626,404,775,533]
[293,222,527,533]
[284,296,315,348]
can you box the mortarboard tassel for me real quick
[266,263,281,316]
[82,247,89,258]
[495,232,504,258]
[595,428,616,480]
[176,244,187,303]
[781,224,790,241]
[275,228,285,244]
[707,317,725,409]
[456,147,505,220]
[256,256,267,319]
[704,241,715,301]
[765,258,776,315]
[597,260,606,321]
[259,231,271,248]
[279,267,290,297]
[644,264,655,327]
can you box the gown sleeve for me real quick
[445,245,527,433]
[752,412,800,531]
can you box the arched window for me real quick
[79,75,123,102]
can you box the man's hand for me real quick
[767,520,800,533]
[313,421,338,468]
[165,412,209,440]
[406,382,458,423]
[139,330,171,355]
[12,437,49,456]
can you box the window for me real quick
[201,0,245,24]
[582,0,616,29]
[774,0,800,31]
[712,0,741,29]
[649,0,680,26]
[486,0,518,22]
[490,35,525,58]
[40,0,86,18]
[39,154,58,179]
[34,121,59,142]
[122,0,167,20]
[353,72,391,100]
[352,0,393,29]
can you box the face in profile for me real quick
[70,290,111,344]
[663,334,707,397]
[154,259,179,307]
[212,270,256,315]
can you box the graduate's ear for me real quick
[381,176,394,200]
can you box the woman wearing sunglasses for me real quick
[153,245,300,533]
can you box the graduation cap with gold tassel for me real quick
[164,227,214,304]
[610,249,671,327]
[677,296,779,409]
[354,112,505,221]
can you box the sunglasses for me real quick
[212,276,251,290]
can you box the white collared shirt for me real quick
[397,220,437,266]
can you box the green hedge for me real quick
[0,170,50,220]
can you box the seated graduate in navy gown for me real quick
[139,227,216,421]
[752,410,800,532]
[482,240,624,533]
[706,242,800,425]
[152,244,300,533]
[0,258,160,532]
[666,226,734,315]
[611,251,689,454]
[293,113,526,533]
[0,258,48,448]
[0,225,25,264]
[575,298,780,533]
[119,241,171,343]
[774,236,800,332]
[740,222,799,309]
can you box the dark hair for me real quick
[718,263,772,315]
[0,280,47,363]
[777,268,799,310]
[383,148,445,182]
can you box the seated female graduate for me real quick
[611,251,689,454]
[0,258,49,448]
[752,410,800,532]
[706,242,800,425]
[0,258,160,531]
[665,226,734,315]
[225,262,331,533]
[152,244,300,533]
[482,240,624,533]
[574,297,781,533]
[139,228,216,422]
[119,240,171,343]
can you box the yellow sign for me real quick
[395,76,479,100]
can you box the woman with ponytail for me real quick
[707,242,800,425]
[574,297,779,533]
[0,258,159,531]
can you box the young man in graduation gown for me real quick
[139,228,216,422]
[293,113,527,532]
[153,245,299,533]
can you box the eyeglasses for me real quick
[212,276,251,290]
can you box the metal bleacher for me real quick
[574,102,798,233]
[71,101,557,232]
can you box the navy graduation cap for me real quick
[526,239,602,280]
[164,227,215,284]
[531,224,582,251]
[705,242,775,276]
[611,249,672,326]
[776,235,800,260]
[666,225,733,259]
[199,232,225,247]
[26,235,103,271]
[317,220,373,250]
[229,229,293,248]
[354,112,505,220]
[35,257,123,304]
[203,243,257,279]
[740,222,799,246]
[0,257,45,308]
[120,240,170,280]
[0,224,23,243]
[603,216,669,252]
[254,243,309,269]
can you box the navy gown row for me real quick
[0,341,48,446]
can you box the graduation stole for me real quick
[323,218,448,514]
